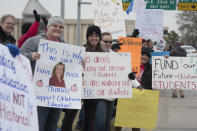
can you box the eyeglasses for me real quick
[103,40,113,44]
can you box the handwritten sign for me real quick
[133,0,147,13]
[33,39,85,109]
[152,56,197,90]
[0,44,38,131]
[115,88,159,129]
[136,9,163,42]
[92,0,126,39]
[82,52,132,99]
[118,37,142,76]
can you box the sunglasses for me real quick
[103,40,113,44]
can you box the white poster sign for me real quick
[133,0,147,13]
[0,44,38,131]
[136,9,163,42]
[33,40,85,109]
[83,52,132,99]
[152,56,197,90]
[92,0,126,39]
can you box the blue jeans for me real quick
[37,106,62,131]
[94,100,114,131]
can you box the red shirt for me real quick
[49,76,66,88]
[18,21,40,48]
[136,65,145,84]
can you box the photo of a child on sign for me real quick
[49,62,66,88]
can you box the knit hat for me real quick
[86,25,101,39]
[47,16,64,29]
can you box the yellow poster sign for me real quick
[115,89,159,129]
[178,3,197,11]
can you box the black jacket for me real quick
[141,63,152,90]
[0,26,16,45]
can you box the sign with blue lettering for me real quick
[82,52,132,99]
[0,44,38,131]
[152,56,197,90]
[33,39,85,109]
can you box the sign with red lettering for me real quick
[0,44,38,131]
[82,52,132,99]
[33,40,85,109]
[152,56,197,90]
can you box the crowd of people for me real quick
[0,10,187,131]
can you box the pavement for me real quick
[57,89,197,131]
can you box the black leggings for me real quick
[61,109,78,131]
[83,99,99,131]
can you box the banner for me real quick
[92,0,126,39]
[152,56,197,89]
[136,9,163,42]
[0,44,38,131]
[118,37,142,76]
[115,88,159,129]
[82,52,132,99]
[33,39,85,109]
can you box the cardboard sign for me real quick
[152,56,197,90]
[33,39,85,109]
[82,52,132,99]
[0,44,38,131]
[92,0,126,39]
[118,37,142,76]
[115,88,159,129]
[136,9,163,42]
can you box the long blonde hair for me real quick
[52,62,65,79]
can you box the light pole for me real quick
[61,0,65,18]
[77,0,91,46]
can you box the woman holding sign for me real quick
[20,16,65,131]
[0,14,16,45]
[83,25,104,131]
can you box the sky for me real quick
[0,0,180,34]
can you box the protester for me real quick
[83,25,104,131]
[0,14,16,45]
[136,47,152,90]
[147,39,153,51]
[18,10,41,48]
[142,39,147,48]
[170,42,186,98]
[20,16,65,131]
